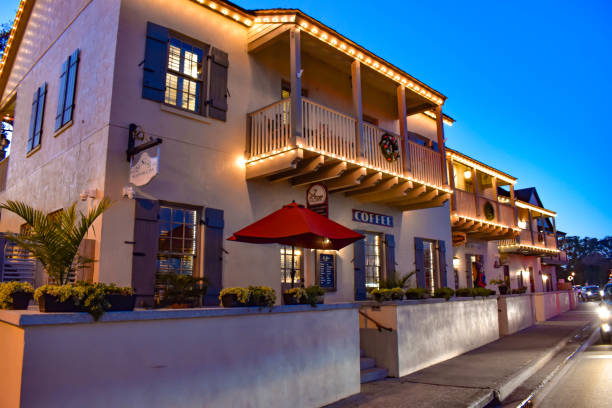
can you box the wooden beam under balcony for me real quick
[398,193,450,211]
[385,185,426,205]
[345,177,398,199]
[268,155,324,182]
[291,161,347,186]
[340,172,383,193]
[326,167,367,191]
[246,149,303,180]
[405,102,436,116]
[355,181,413,203]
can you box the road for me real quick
[534,309,611,407]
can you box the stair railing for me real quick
[358,310,393,332]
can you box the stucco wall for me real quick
[497,294,534,336]
[360,298,499,377]
[0,322,24,408]
[533,292,559,322]
[2,305,359,408]
[558,291,570,313]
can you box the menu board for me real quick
[317,252,336,291]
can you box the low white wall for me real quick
[497,295,534,336]
[0,305,360,408]
[533,292,559,322]
[558,291,570,313]
[360,298,499,377]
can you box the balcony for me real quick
[541,250,568,266]
[498,229,560,256]
[246,98,450,210]
[451,189,518,242]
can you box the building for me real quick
[0,0,460,305]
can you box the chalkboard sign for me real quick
[316,252,336,291]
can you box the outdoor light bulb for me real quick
[600,290,605,297]
[235,156,246,167]
[599,306,610,319]
[452,257,460,269]
[518,220,527,229]
[603,323,611,333]
[463,170,472,180]
[542,275,548,281]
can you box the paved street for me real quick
[534,313,612,407]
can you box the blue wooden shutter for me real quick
[27,89,39,151]
[33,83,46,149]
[385,234,396,281]
[203,207,224,306]
[438,240,447,288]
[55,58,68,130]
[353,230,366,300]
[131,199,160,307]
[207,47,228,121]
[414,237,425,288]
[62,49,80,126]
[142,22,169,102]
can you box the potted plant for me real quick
[0,281,34,310]
[304,285,325,306]
[405,288,429,300]
[490,278,510,295]
[219,287,250,307]
[511,286,528,295]
[283,287,307,305]
[34,284,80,313]
[455,288,472,297]
[157,273,208,308]
[371,287,405,303]
[247,286,276,308]
[433,287,455,301]
[103,283,135,311]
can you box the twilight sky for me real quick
[2,1,611,238]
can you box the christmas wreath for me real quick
[379,133,400,162]
[483,201,495,221]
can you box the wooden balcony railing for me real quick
[499,229,559,254]
[453,189,516,228]
[247,99,445,188]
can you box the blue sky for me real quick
[2,1,611,238]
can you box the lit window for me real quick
[365,232,384,288]
[164,38,203,113]
[157,205,198,286]
[423,240,440,294]
[281,246,302,285]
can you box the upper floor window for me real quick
[55,50,80,131]
[28,83,47,153]
[165,38,204,112]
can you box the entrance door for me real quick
[465,254,482,288]
[529,267,535,292]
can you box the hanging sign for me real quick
[316,251,336,291]
[352,209,393,227]
[129,150,159,187]
[307,183,328,217]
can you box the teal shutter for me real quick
[142,22,169,102]
[438,240,447,287]
[28,84,47,152]
[414,238,425,288]
[55,59,68,130]
[203,208,224,306]
[384,234,396,282]
[353,230,366,300]
[131,199,160,307]
[62,49,80,125]
[207,47,229,121]
[28,89,39,151]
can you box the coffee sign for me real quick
[129,151,159,187]
[352,209,393,227]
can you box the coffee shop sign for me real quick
[352,209,393,227]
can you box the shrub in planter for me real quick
[248,286,276,308]
[104,283,135,311]
[157,274,208,308]
[433,287,455,301]
[490,279,510,295]
[34,284,79,313]
[370,288,392,302]
[219,287,250,307]
[305,285,325,306]
[73,282,110,320]
[472,287,496,298]
[455,288,473,297]
[405,288,429,300]
[283,287,307,305]
[511,286,528,295]
[0,281,34,310]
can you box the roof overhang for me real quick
[446,149,517,185]
[515,201,556,217]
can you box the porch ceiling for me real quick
[497,244,560,257]
[451,215,518,242]
[246,149,450,210]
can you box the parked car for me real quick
[599,284,612,343]
[580,285,601,302]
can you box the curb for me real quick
[492,319,595,403]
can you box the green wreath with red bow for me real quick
[379,133,400,162]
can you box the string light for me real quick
[452,214,521,232]
[447,152,516,185]
[498,243,560,254]
[515,201,556,217]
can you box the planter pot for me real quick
[498,286,509,295]
[221,293,248,308]
[283,293,300,305]
[105,294,136,311]
[37,294,78,313]
[8,292,33,310]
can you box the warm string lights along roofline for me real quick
[192,0,253,26]
[446,151,516,185]
[452,214,521,232]
[515,201,556,217]
[498,243,560,254]
[251,15,445,106]
[246,146,452,193]
[0,0,26,79]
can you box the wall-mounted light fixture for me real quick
[463,170,472,180]
[453,257,460,269]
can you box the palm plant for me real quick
[0,198,111,285]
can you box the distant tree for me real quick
[559,236,612,285]
[0,19,12,57]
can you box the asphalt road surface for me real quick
[534,320,612,407]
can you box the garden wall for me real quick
[558,291,570,313]
[359,298,499,377]
[0,304,360,408]
[497,294,534,336]
[533,292,560,322]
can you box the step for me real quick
[360,349,365,357]
[360,367,388,384]
[360,357,376,370]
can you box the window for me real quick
[157,205,198,283]
[280,245,302,286]
[28,83,46,152]
[423,240,440,294]
[365,232,384,288]
[164,38,204,113]
[55,50,80,130]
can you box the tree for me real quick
[0,19,12,57]
[560,235,612,285]
[0,198,111,284]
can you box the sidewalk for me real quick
[328,303,597,408]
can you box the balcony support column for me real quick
[473,168,481,217]
[396,85,410,174]
[528,209,535,245]
[541,214,547,247]
[351,60,365,163]
[435,105,448,186]
[448,157,457,212]
[510,184,518,226]
[492,177,501,223]
[290,27,303,147]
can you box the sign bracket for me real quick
[127,123,162,162]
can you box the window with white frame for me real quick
[423,240,440,294]
[280,246,302,285]
[164,38,204,113]
[157,205,198,280]
[365,232,384,288]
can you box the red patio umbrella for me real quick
[228,202,364,287]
